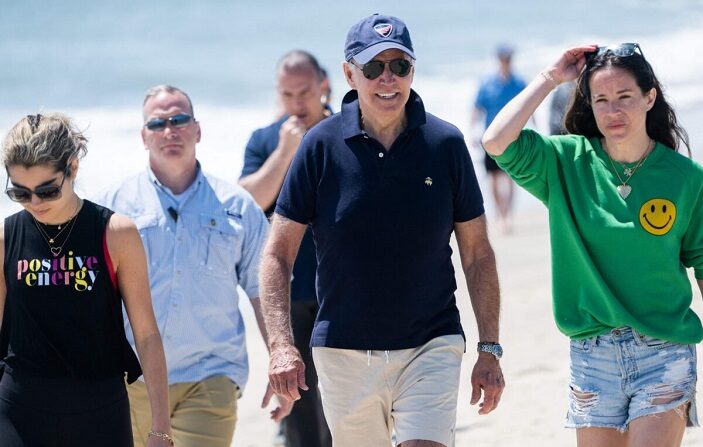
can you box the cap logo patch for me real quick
[374,23,393,38]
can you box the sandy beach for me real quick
[233,208,703,447]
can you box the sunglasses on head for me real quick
[5,166,68,203]
[144,113,194,132]
[351,58,413,80]
[585,43,645,63]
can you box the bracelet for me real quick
[540,70,559,89]
[148,431,175,446]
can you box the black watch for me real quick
[477,341,503,360]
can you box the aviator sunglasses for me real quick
[585,43,646,64]
[144,113,194,132]
[5,166,69,203]
[350,58,413,80]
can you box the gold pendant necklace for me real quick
[32,199,83,257]
[605,140,653,199]
[33,215,74,244]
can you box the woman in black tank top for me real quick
[0,114,173,447]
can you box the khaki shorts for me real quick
[128,375,238,447]
[312,334,464,447]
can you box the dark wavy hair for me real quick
[564,49,690,154]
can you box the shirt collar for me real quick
[146,161,204,201]
[341,89,427,140]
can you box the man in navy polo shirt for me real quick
[260,14,504,447]
[240,50,332,447]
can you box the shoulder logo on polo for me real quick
[425,177,433,186]
[374,24,393,37]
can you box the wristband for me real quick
[540,71,558,89]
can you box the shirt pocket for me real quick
[199,213,242,278]
[132,214,160,269]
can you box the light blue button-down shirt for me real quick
[96,163,268,391]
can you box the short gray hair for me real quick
[142,85,195,120]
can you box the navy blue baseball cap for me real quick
[344,14,415,64]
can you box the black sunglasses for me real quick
[5,167,69,203]
[144,113,194,132]
[585,43,645,64]
[351,58,413,80]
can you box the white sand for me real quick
[234,209,703,446]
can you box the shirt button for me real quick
[378,152,384,158]
[210,219,216,226]
[176,270,182,275]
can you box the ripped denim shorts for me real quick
[566,326,698,431]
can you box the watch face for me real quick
[494,344,503,357]
[478,342,503,359]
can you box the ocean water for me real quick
[2,0,703,216]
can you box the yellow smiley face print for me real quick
[639,199,676,235]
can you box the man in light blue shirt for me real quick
[97,85,291,447]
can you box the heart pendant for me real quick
[51,247,61,257]
[617,184,632,199]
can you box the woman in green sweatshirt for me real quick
[482,43,703,447]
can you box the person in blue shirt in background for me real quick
[470,44,527,234]
[240,50,332,447]
[97,85,292,447]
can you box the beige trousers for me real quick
[128,375,239,447]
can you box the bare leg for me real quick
[577,427,627,447]
[500,172,514,232]
[576,404,689,447]
[398,440,445,447]
[490,171,514,234]
[626,404,688,447]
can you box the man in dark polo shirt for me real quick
[260,14,504,447]
[239,50,331,447]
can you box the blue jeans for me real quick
[566,326,698,431]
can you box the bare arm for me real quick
[250,297,269,348]
[259,214,308,402]
[454,215,504,415]
[251,295,294,421]
[239,116,306,210]
[482,45,597,157]
[108,214,171,440]
[698,280,703,297]
[456,216,500,342]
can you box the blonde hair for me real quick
[2,113,88,176]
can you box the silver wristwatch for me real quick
[477,342,503,360]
